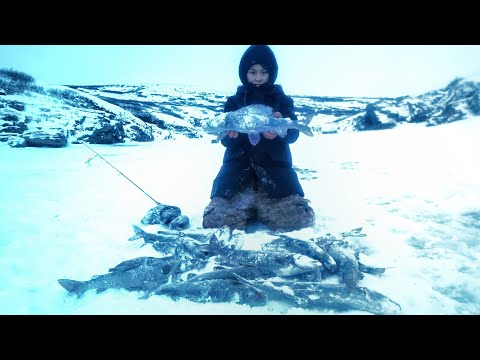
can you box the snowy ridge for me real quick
[1,75,479,147]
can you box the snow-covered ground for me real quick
[1,117,479,314]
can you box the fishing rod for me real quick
[80,141,160,205]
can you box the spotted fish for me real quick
[202,104,314,145]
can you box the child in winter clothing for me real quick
[202,45,315,232]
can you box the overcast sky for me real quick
[1,45,480,98]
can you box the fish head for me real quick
[237,285,268,306]
[291,254,323,270]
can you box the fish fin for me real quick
[207,234,227,255]
[139,291,154,300]
[232,273,256,286]
[248,133,261,146]
[358,262,386,275]
[213,265,228,271]
[232,274,298,303]
[168,261,181,278]
[108,258,146,273]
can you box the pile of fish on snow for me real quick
[58,203,401,315]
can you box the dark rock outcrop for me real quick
[77,123,125,144]
[354,104,397,131]
[23,129,68,148]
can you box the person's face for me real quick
[246,64,269,86]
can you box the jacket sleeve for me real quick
[224,97,238,113]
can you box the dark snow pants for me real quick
[202,186,315,232]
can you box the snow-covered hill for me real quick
[1,69,479,148]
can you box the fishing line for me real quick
[80,141,160,205]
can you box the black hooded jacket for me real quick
[210,45,305,199]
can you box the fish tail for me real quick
[131,224,152,242]
[296,123,314,137]
[208,234,228,255]
[132,224,146,236]
[58,279,87,298]
[304,114,314,125]
[215,131,228,143]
